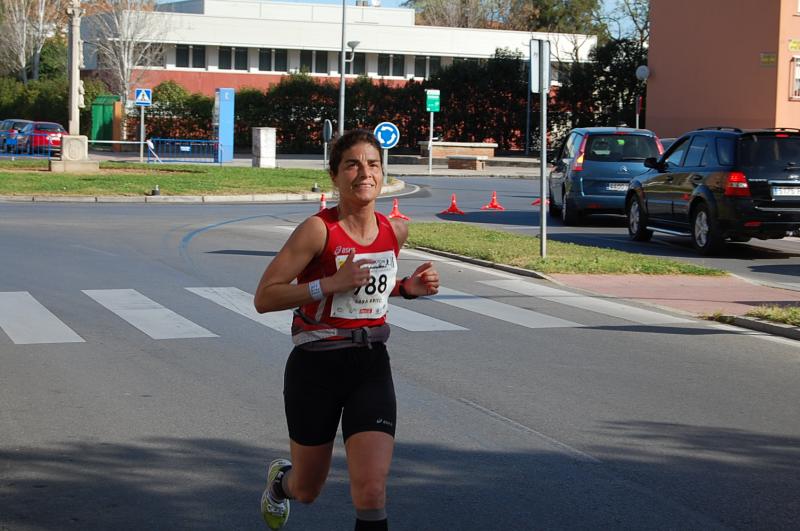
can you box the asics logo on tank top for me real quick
[334,245,357,255]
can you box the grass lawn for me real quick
[746,305,800,327]
[0,160,330,196]
[407,222,726,276]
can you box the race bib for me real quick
[331,251,397,319]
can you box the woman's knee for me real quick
[351,478,386,508]
[291,481,324,504]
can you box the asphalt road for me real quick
[1,197,799,530]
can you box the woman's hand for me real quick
[325,251,374,294]
[404,262,439,297]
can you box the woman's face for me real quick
[332,141,383,204]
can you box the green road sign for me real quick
[426,89,440,112]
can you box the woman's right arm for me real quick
[254,217,374,313]
[254,217,327,313]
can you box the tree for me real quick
[83,0,168,113]
[0,0,33,83]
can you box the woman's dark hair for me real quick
[329,129,383,175]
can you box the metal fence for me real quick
[0,133,62,159]
[147,138,219,164]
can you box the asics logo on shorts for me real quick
[376,418,394,427]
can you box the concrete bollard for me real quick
[252,127,276,168]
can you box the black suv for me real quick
[626,127,800,254]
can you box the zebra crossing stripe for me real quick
[0,292,85,345]
[431,287,580,329]
[480,279,691,325]
[83,289,218,340]
[388,304,467,331]
[186,287,293,335]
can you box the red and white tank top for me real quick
[292,207,399,345]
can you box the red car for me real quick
[16,121,66,155]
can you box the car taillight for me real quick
[724,171,751,197]
[776,134,789,138]
[573,135,588,172]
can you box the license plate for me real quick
[772,186,800,196]
[606,183,628,192]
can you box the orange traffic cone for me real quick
[531,197,550,206]
[440,193,465,215]
[319,193,327,211]
[388,198,410,220]
[481,191,505,211]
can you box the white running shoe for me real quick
[260,458,291,529]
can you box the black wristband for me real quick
[398,277,418,299]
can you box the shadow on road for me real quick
[1,423,798,530]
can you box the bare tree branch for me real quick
[0,0,33,83]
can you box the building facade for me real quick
[647,0,800,138]
[83,0,597,97]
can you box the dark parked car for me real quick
[0,119,33,152]
[626,127,800,254]
[15,121,66,155]
[548,127,663,225]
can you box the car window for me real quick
[683,136,710,167]
[664,137,690,168]
[563,133,576,159]
[12,121,29,130]
[584,134,658,162]
[738,134,800,168]
[558,133,574,160]
[36,123,63,132]
[571,133,584,158]
[716,138,735,166]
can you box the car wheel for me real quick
[627,195,653,242]
[691,203,723,255]
[561,190,582,226]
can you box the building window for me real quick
[314,51,328,74]
[792,57,800,99]
[219,47,232,70]
[176,44,189,67]
[413,56,441,79]
[274,49,287,71]
[414,56,426,78]
[429,56,441,76]
[378,54,404,77]
[176,44,204,68]
[300,50,329,74]
[338,52,366,75]
[234,47,248,70]
[259,48,272,71]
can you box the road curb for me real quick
[729,315,800,341]
[412,246,554,281]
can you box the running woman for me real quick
[254,129,440,530]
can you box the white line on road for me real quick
[83,289,218,340]
[432,286,580,329]
[388,304,468,331]
[0,292,85,344]
[458,398,601,463]
[481,279,692,325]
[186,287,293,335]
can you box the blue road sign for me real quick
[374,122,400,150]
[134,88,152,107]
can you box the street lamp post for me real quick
[338,0,359,137]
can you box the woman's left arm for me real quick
[390,219,439,298]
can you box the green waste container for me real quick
[90,95,120,142]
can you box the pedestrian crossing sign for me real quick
[134,88,152,106]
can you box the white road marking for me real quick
[186,287,293,335]
[431,286,580,329]
[388,304,467,331]
[83,289,217,340]
[481,279,692,325]
[0,292,85,344]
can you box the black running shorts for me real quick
[283,343,397,446]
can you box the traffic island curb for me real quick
[729,315,800,341]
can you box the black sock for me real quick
[269,465,292,500]
[354,518,388,531]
